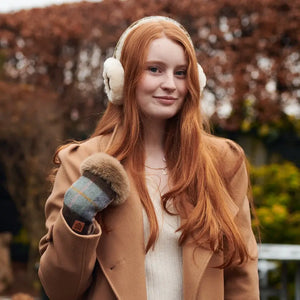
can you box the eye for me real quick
[175,69,187,78]
[147,66,160,73]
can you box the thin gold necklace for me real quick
[145,164,168,175]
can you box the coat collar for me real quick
[96,173,148,299]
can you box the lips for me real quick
[153,96,177,100]
[153,96,177,105]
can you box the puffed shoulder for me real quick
[49,135,112,189]
[203,134,246,181]
[203,134,250,211]
[58,136,104,162]
[42,135,112,232]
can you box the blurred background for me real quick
[0,0,299,299]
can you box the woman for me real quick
[38,16,260,300]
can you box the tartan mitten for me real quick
[62,152,129,234]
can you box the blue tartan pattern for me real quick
[64,175,111,222]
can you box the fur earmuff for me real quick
[198,63,207,94]
[102,16,207,105]
[103,57,124,105]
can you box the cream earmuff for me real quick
[102,16,207,105]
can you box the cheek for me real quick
[179,82,188,97]
[136,76,152,107]
[177,96,186,111]
[138,74,161,95]
[178,83,188,108]
[137,75,150,93]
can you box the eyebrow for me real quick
[145,60,188,68]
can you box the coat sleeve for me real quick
[223,141,260,300]
[38,141,103,300]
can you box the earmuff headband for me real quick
[103,16,206,105]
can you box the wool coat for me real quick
[38,133,260,300]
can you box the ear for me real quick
[103,57,125,105]
[197,63,206,94]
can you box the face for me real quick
[136,37,188,122]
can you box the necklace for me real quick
[145,164,168,175]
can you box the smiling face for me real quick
[135,36,188,123]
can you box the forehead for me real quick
[146,37,187,64]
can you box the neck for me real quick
[142,118,166,166]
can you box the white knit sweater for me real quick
[143,175,183,300]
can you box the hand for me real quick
[63,152,129,234]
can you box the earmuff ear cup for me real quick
[197,63,206,95]
[103,57,124,105]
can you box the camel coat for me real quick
[38,134,260,300]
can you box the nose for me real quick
[161,72,176,91]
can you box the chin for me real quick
[141,107,181,122]
[157,112,179,120]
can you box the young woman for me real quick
[38,16,260,300]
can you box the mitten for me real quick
[62,152,129,234]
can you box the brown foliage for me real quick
[0,81,62,276]
[0,0,299,134]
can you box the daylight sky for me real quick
[0,0,101,13]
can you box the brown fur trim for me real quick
[80,152,130,205]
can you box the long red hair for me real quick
[92,20,251,267]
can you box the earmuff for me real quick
[102,16,206,105]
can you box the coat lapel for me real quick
[96,173,148,299]
[182,236,214,299]
[182,194,239,300]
